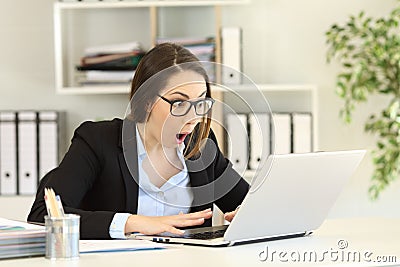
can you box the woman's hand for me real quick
[223,208,239,222]
[125,208,213,235]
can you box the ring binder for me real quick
[226,113,249,174]
[0,112,17,195]
[17,111,38,195]
[221,27,242,85]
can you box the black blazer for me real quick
[28,118,249,239]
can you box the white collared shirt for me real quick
[136,127,193,216]
[109,127,193,238]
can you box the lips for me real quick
[176,133,189,144]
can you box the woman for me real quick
[28,43,249,239]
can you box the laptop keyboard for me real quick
[184,229,226,240]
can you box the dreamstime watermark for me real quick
[258,239,398,264]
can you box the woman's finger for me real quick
[164,225,185,235]
[224,210,236,222]
[174,217,205,228]
[182,209,212,219]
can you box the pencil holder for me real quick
[45,214,80,260]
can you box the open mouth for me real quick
[176,133,188,144]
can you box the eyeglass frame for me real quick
[157,94,215,117]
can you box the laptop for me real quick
[131,150,366,246]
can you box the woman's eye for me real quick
[173,101,186,108]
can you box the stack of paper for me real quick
[0,218,45,259]
[157,37,216,81]
[83,42,142,57]
[76,41,145,86]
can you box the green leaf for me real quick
[389,100,400,120]
[377,142,385,149]
[325,4,400,201]
[338,73,352,81]
[363,18,372,27]
[389,137,398,146]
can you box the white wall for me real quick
[0,0,399,220]
[0,0,129,153]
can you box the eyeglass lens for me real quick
[171,99,213,116]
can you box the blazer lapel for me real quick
[118,119,139,214]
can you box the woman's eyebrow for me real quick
[170,90,207,99]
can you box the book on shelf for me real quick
[77,61,139,72]
[77,65,137,72]
[157,36,216,81]
[156,36,215,59]
[81,51,145,66]
[76,70,135,85]
[83,41,142,57]
[0,217,45,259]
[77,53,143,71]
[75,41,144,85]
[156,36,214,46]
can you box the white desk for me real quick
[1,218,399,267]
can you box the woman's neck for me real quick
[136,123,175,156]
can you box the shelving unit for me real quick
[53,0,249,94]
[213,83,318,171]
[225,83,318,150]
[52,0,318,150]
[224,84,318,182]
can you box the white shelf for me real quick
[57,83,316,94]
[56,1,249,9]
[54,1,237,92]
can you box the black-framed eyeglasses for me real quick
[157,94,215,117]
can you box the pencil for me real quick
[44,188,62,218]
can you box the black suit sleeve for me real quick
[209,130,249,213]
[27,122,116,239]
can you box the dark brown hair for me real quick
[129,43,212,159]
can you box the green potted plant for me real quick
[325,4,400,200]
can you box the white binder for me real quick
[226,113,248,174]
[0,112,17,195]
[292,113,313,153]
[17,111,38,195]
[248,113,270,170]
[272,113,291,155]
[221,27,242,84]
[38,111,59,179]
